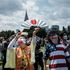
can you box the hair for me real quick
[48,31,60,44]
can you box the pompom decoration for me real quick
[31,19,37,25]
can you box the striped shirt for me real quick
[44,44,68,70]
[49,44,68,70]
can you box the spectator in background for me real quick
[0,38,3,61]
[59,33,68,46]
[0,38,3,51]
[65,44,70,70]
[2,38,9,70]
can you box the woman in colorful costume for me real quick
[15,33,33,70]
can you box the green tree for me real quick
[0,30,15,39]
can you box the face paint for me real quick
[18,37,26,46]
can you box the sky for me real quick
[0,0,70,31]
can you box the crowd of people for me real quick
[0,27,70,70]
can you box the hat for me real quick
[48,31,58,36]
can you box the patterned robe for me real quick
[15,46,31,70]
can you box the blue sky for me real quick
[0,0,70,31]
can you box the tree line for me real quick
[0,30,15,39]
[0,25,70,39]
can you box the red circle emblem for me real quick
[31,19,37,25]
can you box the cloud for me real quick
[0,0,41,31]
[44,8,70,20]
[22,0,39,12]
[0,0,70,31]
[0,0,23,15]
[48,0,70,7]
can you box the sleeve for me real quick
[64,45,70,58]
[8,37,17,48]
[43,44,50,60]
[30,36,36,63]
[65,51,70,58]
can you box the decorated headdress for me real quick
[21,19,47,29]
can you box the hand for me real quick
[33,31,37,36]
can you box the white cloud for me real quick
[0,0,23,15]
[22,0,39,12]
[48,0,70,7]
[0,0,70,31]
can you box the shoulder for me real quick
[57,44,66,49]
[45,43,51,50]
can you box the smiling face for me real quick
[49,35,58,44]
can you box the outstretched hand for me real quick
[33,27,40,36]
